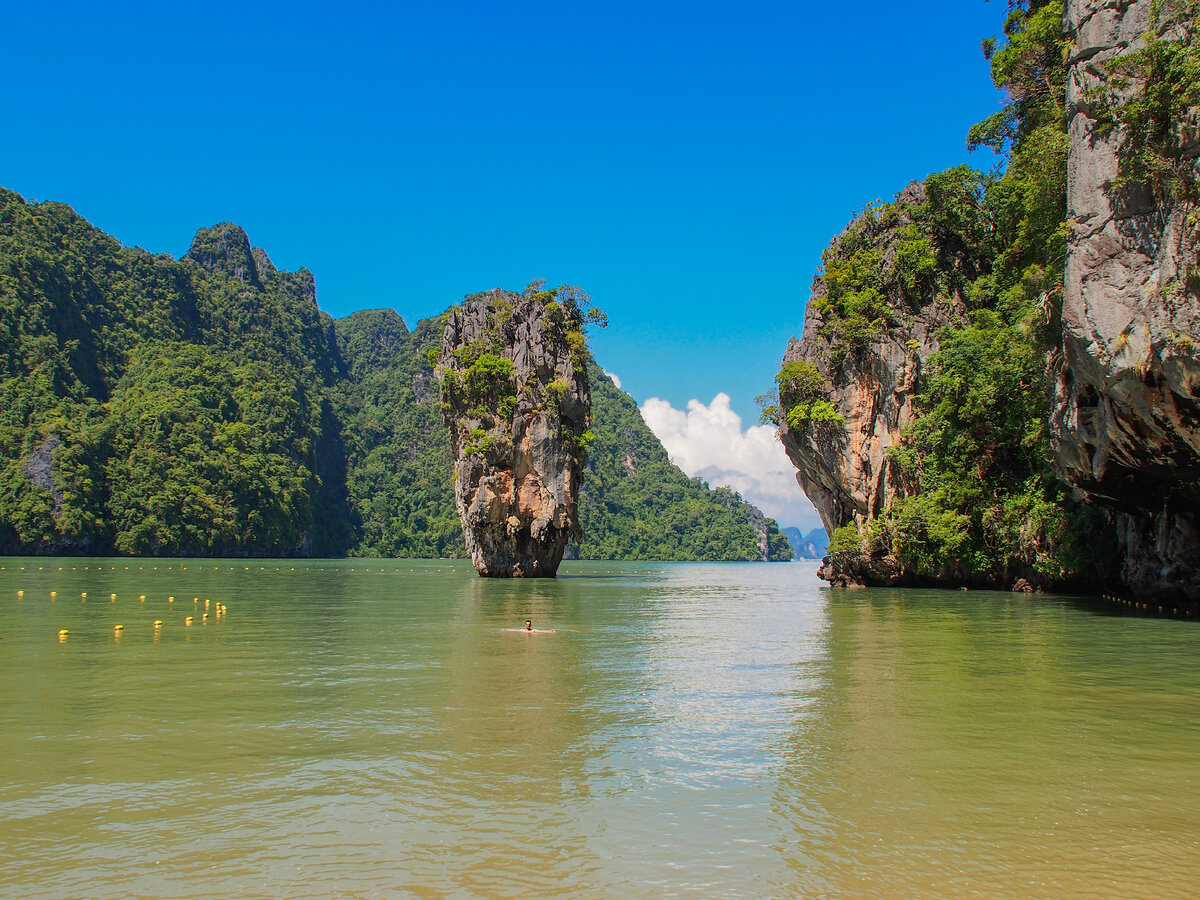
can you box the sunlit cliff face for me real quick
[438,288,591,577]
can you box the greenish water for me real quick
[1,558,1198,898]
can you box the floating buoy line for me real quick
[1,557,649,646]
[1099,592,1191,616]
[0,589,234,640]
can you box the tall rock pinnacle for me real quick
[436,284,595,576]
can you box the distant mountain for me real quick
[575,364,792,561]
[783,526,829,560]
[0,186,792,561]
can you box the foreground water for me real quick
[1,558,1198,898]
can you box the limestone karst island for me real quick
[772,0,1198,611]
[2,1,1200,896]
[6,1,1192,603]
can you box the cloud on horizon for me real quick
[639,393,822,531]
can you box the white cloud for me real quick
[639,393,822,530]
[603,370,621,389]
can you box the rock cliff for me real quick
[778,0,1198,605]
[777,182,967,576]
[437,286,592,576]
[1050,0,1200,607]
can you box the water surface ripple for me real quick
[1,559,1198,897]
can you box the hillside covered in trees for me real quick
[0,189,790,560]
[774,0,1197,604]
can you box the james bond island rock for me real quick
[1050,0,1200,608]
[437,284,596,577]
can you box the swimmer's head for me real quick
[525,620,532,630]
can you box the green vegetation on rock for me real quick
[332,311,464,558]
[775,361,844,429]
[793,0,1120,587]
[0,191,347,555]
[0,189,790,560]
[1088,0,1200,200]
[806,165,994,355]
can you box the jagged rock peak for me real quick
[287,267,317,305]
[437,285,593,577]
[185,222,260,287]
[251,246,277,276]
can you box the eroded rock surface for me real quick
[1050,0,1200,606]
[778,183,965,546]
[438,287,591,576]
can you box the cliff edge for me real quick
[778,182,965,543]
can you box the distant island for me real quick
[0,195,790,562]
[783,527,829,560]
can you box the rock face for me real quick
[185,223,262,287]
[778,183,964,544]
[1050,0,1200,606]
[21,437,63,519]
[438,287,591,576]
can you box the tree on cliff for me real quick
[777,0,1119,590]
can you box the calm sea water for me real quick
[1,558,1198,898]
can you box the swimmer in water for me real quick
[503,619,555,633]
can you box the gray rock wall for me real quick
[1051,0,1200,606]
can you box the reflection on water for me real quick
[1,560,1198,897]
[776,588,1200,898]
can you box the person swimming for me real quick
[503,619,555,634]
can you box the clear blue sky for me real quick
[2,0,1005,423]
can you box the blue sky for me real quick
[2,1,1008,528]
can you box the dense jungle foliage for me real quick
[575,363,791,561]
[0,189,789,559]
[787,0,1123,585]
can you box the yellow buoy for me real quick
[184,616,193,625]
[58,629,69,637]
[50,591,56,598]
[139,595,145,602]
[16,590,23,597]
[153,620,163,627]
[81,592,87,599]
[168,596,174,603]
[110,593,116,600]
[114,624,124,631]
